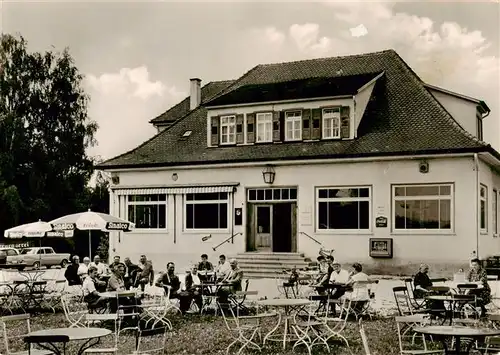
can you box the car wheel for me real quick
[61,259,68,268]
[33,261,40,269]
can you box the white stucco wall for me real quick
[478,159,500,258]
[106,156,494,271]
[428,89,479,139]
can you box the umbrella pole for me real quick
[89,230,92,259]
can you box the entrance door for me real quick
[255,205,272,251]
[273,203,295,253]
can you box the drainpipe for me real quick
[173,195,176,244]
[474,153,479,258]
[231,191,235,244]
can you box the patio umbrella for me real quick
[3,220,66,239]
[49,209,134,259]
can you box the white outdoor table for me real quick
[258,298,312,350]
[28,327,111,355]
[99,291,142,299]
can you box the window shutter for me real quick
[340,106,350,139]
[235,114,244,144]
[302,109,311,140]
[273,111,281,142]
[279,111,285,141]
[247,113,255,143]
[311,108,321,140]
[210,116,219,146]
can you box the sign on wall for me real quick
[234,208,243,226]
[375,216,388,228]
[369,238,393,258]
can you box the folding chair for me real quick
[359,319,371,355]
[129,326,168,354]
[24,335,70,355]
[292,301,329,355]
[60,294,86,328]
[1,314,53,355]
[83,313,119,354]
[395,316,444,354]
[318,297,352,349]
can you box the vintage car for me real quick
[0,247,22,268]
[10,247,70,269]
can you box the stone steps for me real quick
[233,252,310,279]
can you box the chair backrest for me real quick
[359,319,371,355]
[403,278,414,296]
[393,286,413,316]
[430,277,447,283]
[135,327,168,354]
[1,314,31,354]
[395,315,431,352]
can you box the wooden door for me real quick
[255,205,272,251]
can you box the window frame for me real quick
[220,115,236,145]
[285,111,302,141]
[480,184,488,233]
[493,188,498,236]
[255,112,273,143]
[184,192,230,231]
[322,107,341,139]
[126,194,168,230]
[392,183,454,233]
[315,185,372,233]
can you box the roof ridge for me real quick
[388,50,484,147]
[258,49,395,68]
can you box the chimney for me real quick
[190,78,201,110]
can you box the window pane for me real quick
[481,200,486,229]
[273,189,281,200]
[290,188,297,200]
[188,203,227,229]
[265,189,272,200]
[405,186,440,196]
[282,189,289,200]
[257,189,264,201]
[394,187,405,197]
[406,200,440,229]
[440,186,451,196]
[128,205,135,224]
[318,202,328,229]
[394,201,406,229]
[249,190,256,201]
[359,188,370,198]
[327,201,368,229]
[480,186,486,198]
[318,189,328,199]
[440,200,451,229]
[186,204,194,229]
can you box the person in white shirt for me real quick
[329,262,350,299]
[89,255,108,277]
[83,266,106,310]
[346,262,371,302]
[78,257,91,280]
[215,254,231,281]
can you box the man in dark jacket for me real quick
[124,257,141,290]
[136,255,154,292]
[155,262,191,314]
[65,255,82,286]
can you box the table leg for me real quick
[77,337,101,355]
[263,312,282,345]
[32,342,63,355]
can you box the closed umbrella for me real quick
[49,209,134,259]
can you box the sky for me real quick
[2,1,499,161]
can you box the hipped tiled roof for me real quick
[99,49,496,169]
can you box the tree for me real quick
[0,33,98,233]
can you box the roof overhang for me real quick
[97,148,490,172]
[205,95,353,109]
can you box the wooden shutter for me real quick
[279,111,286,141]
[247,113,255,143]
[273,111,281,142]
[311,108,321,140]
[235,114,244,144]
[302,109,311,140]
[210,116,219,146]
[340,106,350,139]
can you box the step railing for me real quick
[299,231,334,258]
[211,232,243,251]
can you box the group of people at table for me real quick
[63,253,243,314]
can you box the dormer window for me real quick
[322,108,341,139]
[285,111,302,141]
[220,115,236,144]
[256,112,273,143]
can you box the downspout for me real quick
[173,195,177,244]
[474,153,479,258]
[231,191,235,244]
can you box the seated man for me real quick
[83,266,107,311]
[136,255,154,293]
[184,265,203,312]
[107,262,126,292]
[124,257,141,290]
[90,255,109,278]
[316,257,333,295]
[413,264,445,316]
[217,259,243,305]
[110,255,121,272]
[155,262,192,314]
[329,262,350,299]
[215,254,231,281]
[65,255,82,286]
[198,254,214,282]
[78,257,91,281]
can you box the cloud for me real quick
[262,27,285,45]
[350,24,368,38]
[85,66,186,160]
[289,23,332,56]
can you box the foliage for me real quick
[0,33,99,234]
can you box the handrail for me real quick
[212,232,243,251]
[299,231,323,246]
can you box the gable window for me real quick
[393,184,452,231]
[220,116,236,144]
[322,108,341,139]
[185,192,228,230]
[285,111,302,141]
[493,189,498,235]
[480,184,487,232]
[317,187,370,230]
[256,113,273,143]
[128,194,167,229]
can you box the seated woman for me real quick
[413,264,446,317]
[345,263,371,314]
[467,258,491,318]
[83,266,107,311]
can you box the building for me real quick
[98,49,499,275]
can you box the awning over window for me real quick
[113,184,238,196]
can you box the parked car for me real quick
[11,247,70,270]
[0,247,23,269]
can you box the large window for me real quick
[322,108,340,139]
[220,115,236,144]
[480,184,487,232]
[185,192,228,230]
[393,184,452,231]
[285,111,302,141]
[128,194,167,229]
[256,113,273,143]
[317,187,370,230]
[493,189,498,235]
